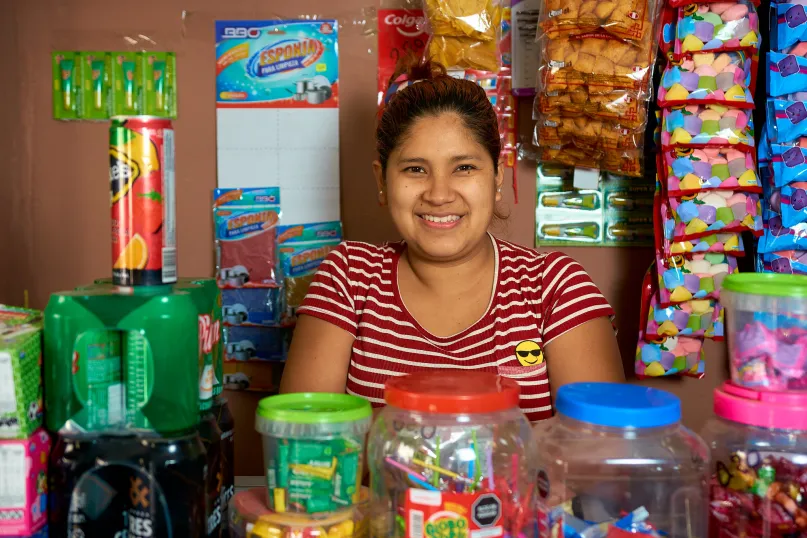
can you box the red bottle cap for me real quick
[384,371,521,414]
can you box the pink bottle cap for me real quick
[714,382,807,431]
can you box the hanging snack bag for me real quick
[539,32,655,94]
[662,104,755,149]
[635,266,706,378]
[214,188,281,289]
[647,293,718,339]
[658,52,754,108]
[535,114,642,151]
[768,52,807,98]
[757,213,807,253]
[767,99,807,143]
[760,250,807,274]
[536,88,646,127]
[424,0,503,72]
[778,181,807,227]
[663,146,760,195]
[773,3,807,52]
[771,140,807,187]
[674,1,759,58]
[656,252,738,305]
[277,222,343,321]
[657,192,746,255]
[539,145,643,177]
[540,0,656,42]
[668,190,762,240]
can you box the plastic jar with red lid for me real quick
[367,371,535,538]
[701,382,807,538]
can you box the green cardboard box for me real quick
[0,306,43,439]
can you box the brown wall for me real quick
[0,0,727,476]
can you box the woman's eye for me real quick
[456,164,478,172]
[404,166,426,174]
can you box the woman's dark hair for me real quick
[376,56,501,176]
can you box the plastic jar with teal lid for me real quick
[255,393,372,515]
[721,273,807,391]
[535,383,709,538]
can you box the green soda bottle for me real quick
[45,286,199,435]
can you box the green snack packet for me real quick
[305,494,335,513]
[277,439,290,488]
[52,51,81,120]
[289,439,334,465]
[111,51,143,116]
[333,449,360,504]
[143,52,176,118]
[80,52,111,120]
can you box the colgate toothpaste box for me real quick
[0,429,49,536]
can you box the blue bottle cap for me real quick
[556,383,681,428]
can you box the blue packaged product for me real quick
[768,52,807,98]
[223,326,288,362]
[780,182,807,226]
[757,212,807,252]
[277,221,342,319]
[768,99,807,143]
[770,143,807,186]
[761,251,807,274]
[222,288,281,326]
[773,4,807,51]
[758,129,771,164]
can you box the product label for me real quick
[215,20,339,108]
[124,331,152,430]
[0,444,26,509]
[377,9,427,104]
[198,314,220,405]
[405,490,503,538]
[73,330,124,430]
[0,352,18,423]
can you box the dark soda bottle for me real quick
[201,413,223,537]
[212,397,235,537]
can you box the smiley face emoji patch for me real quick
[515,340,543,366]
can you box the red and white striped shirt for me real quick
[297,234,614,422]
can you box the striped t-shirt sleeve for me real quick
[540,252,615,345]
[297,243,358,336]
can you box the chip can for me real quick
[110,116,177,286]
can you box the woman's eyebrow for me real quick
[449,154,483,162]
[398,157,428,164]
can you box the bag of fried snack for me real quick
[536,113,642,151]
[538,31,655,93]
[540,143,643,177]
[423,0,501,40]
[540,0,656,42]
[429,35,500,71]
[535,88,647,128]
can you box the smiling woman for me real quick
[278,57,625,422]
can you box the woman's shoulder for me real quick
[333,240,402,263]
[495,236,581,275]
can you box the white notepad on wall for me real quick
[215,20,341,225]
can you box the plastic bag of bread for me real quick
[539,143,643,177]
[538,31,655,93]
[423,0,501,40]
[540,0,656,42]
[428,35,500,72]
[536,113,642,151]
[535,88,647,128]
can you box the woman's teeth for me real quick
[421,215,461,223]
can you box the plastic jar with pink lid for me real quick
[701,382,807,538]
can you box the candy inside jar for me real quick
[368,371,535,538]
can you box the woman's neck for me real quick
[402,234,495,294]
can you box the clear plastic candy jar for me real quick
[702,382,807,538]
[229,486,370,538]
[255,393,372,514]
[722,274,807,391]
[535,383,709,538]
[367,371,535,538]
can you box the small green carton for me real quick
[110,51,144,116]
[0,306,43,439]
[52,51,82,120]
[80,51,111,120]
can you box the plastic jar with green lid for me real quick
[721,273,807,391]
[255,393,372,515]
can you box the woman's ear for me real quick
[495,162,505,202]
[373,160,387,206]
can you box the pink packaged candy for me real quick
[662,105,755,149]
[659,51,754,107]
[657,251,738,305]
[0,429,49,536]
[647,294,719,339]
[668,190,763,240]
[658,195,746,255]
[675,2,760,58]
[663,146,760,195]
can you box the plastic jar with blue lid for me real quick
[535,382,710,538]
